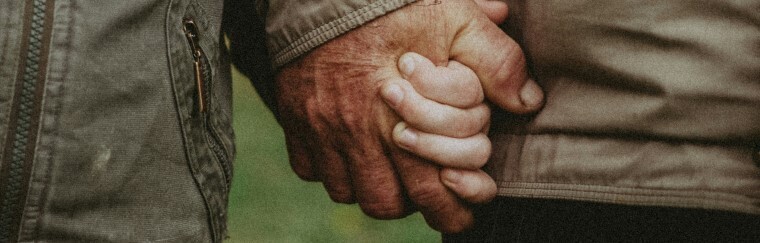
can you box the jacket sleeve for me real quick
[263,0,417,68]
[224,0,416,117]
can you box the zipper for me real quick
[0,0,54,241]
[183,18,207,114]
[183,18,232,190]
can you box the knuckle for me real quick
[291,165,319,182]
[455,73,484,107]
[284,145,319,181]
[422,206,473,233]
[486,43,525,92]
[436,219,471,234]
[473,137,492,168]
[473,105,491,130]
[395,100,413,120]
[451,107,489,138]
[406,183,448,213]
[474,101,491,115]
[459,84,485,107]
[406,103,433,127]
[391,90,414,119]
[359,200,406,219]
[327,188,355,204]
[336,106,362,130]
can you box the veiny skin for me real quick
[274,0,540,233]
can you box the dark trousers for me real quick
[443,197,760,242]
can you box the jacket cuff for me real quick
[264,0,417,68]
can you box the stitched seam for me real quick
[497,181,760,201]
[500,192,757,214]
[271,0,416,67]
[27,0,77,240]
[499,181,760,213]
[166,1,222,242]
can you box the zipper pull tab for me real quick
[183,18,206,114]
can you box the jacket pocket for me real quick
[182,17,232,192]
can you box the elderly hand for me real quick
[274,0,541,232]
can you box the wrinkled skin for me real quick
[274,0,540,233]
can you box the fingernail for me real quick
[381,83,404,107]
[443,170,462,184]
[399,54,416,77]
[519,80,544,109]
[394,123,418,148]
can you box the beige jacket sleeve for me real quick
[225,0,416,117]
[260,0,417,68]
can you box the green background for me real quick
[226,67,440,242]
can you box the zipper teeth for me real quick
[200,58,231,189]
[205,121,231,188]
[0,0,48,240]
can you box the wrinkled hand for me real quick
[275,0,542,233]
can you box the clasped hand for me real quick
[274,0,543,233]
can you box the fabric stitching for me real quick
[272,1,375,65]
[496,181,760,214]
[166,1,222,242]
[271,0,416,67]
[502,192,751,211]
[272,1,380,63]
[29,0,76,238]
[496,181,760,202]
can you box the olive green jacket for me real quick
[2,0,233,241]
[242,0,760,217]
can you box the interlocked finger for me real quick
[381,79,490,138]
[398,52,484,109]
[440,168,497,204]
[392,122,491,170]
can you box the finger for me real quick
[345,137,411,219]
[389,148,474,233]
[316,144,356,204]
[473,0,509,24]
[393,122,491,170]
[283,131,319,182]
[380,79,490,138]
[277,90,321,182]
[398,52,484,108]
[450,11,545,115]
[441,168,497,204]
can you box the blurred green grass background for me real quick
[226,67,440,242]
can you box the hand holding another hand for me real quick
[383,52,496,204]
[274,0,542,232]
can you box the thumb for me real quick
[449,11,544,114]
[473,0,509,24]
